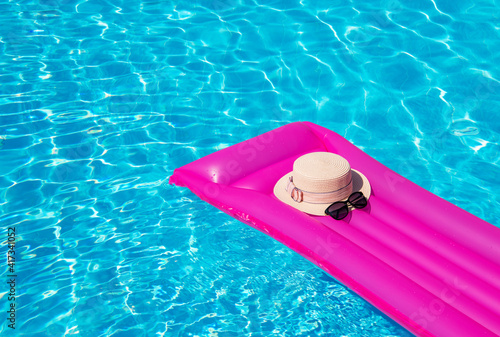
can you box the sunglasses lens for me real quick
[326,202,349,220]
[349,192,367,208]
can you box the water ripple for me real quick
[1,0,499,336]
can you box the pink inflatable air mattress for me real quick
[169,121,500,337]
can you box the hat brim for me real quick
[273,169,371,216]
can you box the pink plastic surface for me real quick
[169,121,500,337]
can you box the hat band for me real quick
[286,176,353,204]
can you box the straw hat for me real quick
[273,152,371,216]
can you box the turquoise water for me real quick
[1,0,499,336]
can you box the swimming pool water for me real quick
[1,0,499,336]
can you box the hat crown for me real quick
[293,152,353,197]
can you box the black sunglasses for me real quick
[325,192,368,220]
